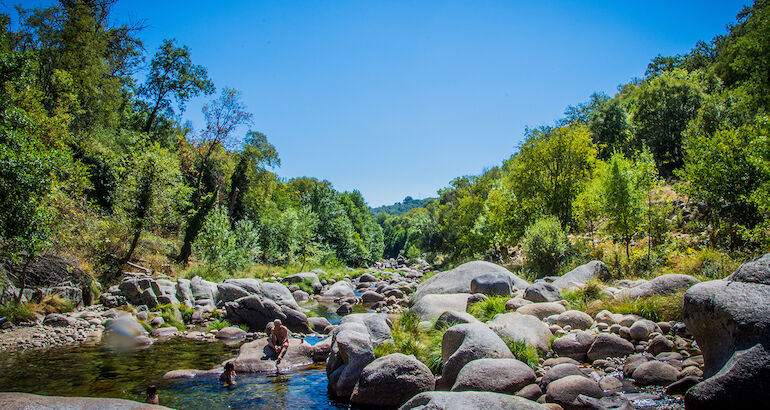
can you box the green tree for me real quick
[139,38,214,135]
[630,69,704,173]
[597,153,643,257]
[522,216,569,278]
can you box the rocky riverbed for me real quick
[1,254,769,409]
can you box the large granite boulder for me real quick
[176,278,194,307]
[190,276,218,308]
[412,293,471,320]
[487,312,553,352]
[326,322,376,399]
[412,261,528,303]
[0,393,169,409]
[556,310,594,330]
[322,281,356,299]
[586,333,634,361]
[224,294,311,333]
[523,282,562,303]
[435,311,481,329]
[400,391,546,410]
[551,261,609,289]
[440,323,513,389]
[451,358,536,394]
[615,274,699,300]
[232,337,314,372]
[470,273,512,296]
[683,254,770,409]
[339,313,392,346]
[283,271,322,292]
[350,353,435,407]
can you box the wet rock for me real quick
[308,317,332,333]
[556,311,593,330]
[350,353,434,408]
[632,361,679,386]
[587,333,634,361]
[517,302,567,320]
[488,312,553,352]
[545,375,603,409]
[439,323,513,389]
[401,391,547,410]
[552,330,596,362]
[551,261,609,290]
[524,282,562,303]
[452,358,536,394]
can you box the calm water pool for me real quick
[0,338,352,409]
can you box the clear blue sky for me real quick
[10,0,749,207]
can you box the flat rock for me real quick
[516,302,566,320]
[412,261,528,303]
[0,393,169,409]
[232,338,314,372]
[615,274,699,300]
[551,261,609,290]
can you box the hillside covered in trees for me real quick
[1,0,769,300]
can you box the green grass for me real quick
[372,312,449,375]
[502,337,540,370]
[152,303,186,331]
[296,278,317,294]
[467,296,509,322]
[561,279,604,311]
[602,289,686,322]
[178,304,195,323]
[207,318,233,331]
[0,301,36,323]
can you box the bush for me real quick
[178,304,195,323]
[522,216,569,278]
[673,248,742,280]
[502,337,540,369]
[467,296,508,322]
[561,279,604,311]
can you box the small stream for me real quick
[0,338,351,409]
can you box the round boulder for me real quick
[470,273,513,297]
[350,353,435,408]
[556,310,594,330]
[451,358,536,394]
[545,375,603,409]
[632,360,680,386]
[587,333,634,361]
[524,282,562,303]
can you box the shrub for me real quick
[178,304,195,323]
[502,337,540,369]
[522,216,569,278]
[373,312,448,375]
[673,248,742,280]
[561,280,604,311]
[467,296,509,322]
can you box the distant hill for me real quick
[371,196,435,216]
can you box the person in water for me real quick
[145,385,159,404]
[220,361,237,387]
[267,319,290,364]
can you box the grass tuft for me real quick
[502,337,540,369]
[467,296,509,322]
[207,318,233,332]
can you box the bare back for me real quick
[271,325,289,345]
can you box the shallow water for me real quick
[0,338,351,409]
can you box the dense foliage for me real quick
[0,1,383,288]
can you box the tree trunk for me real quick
[15,255,33,304]
[121,222,144,269]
